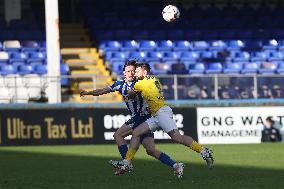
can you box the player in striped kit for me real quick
[80,60,184,177]
[112,62,214,178]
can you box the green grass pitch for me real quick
[0,143,284,189]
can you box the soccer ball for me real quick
[162,5,180,22]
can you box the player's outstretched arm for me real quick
[80,87,111,97]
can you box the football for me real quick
[162,5,180,22]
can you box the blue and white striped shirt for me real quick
[109,79,149,117]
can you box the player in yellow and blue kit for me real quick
[112,63,214,178]
[81,60,183,176]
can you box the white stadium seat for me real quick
[27,87,41,100]
[9,87,29,103]
[4,74,24,87]
[0,87,12,103]
[3,40,21,49]
[24,74,42,87]
[0,76,5,87]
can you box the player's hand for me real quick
[80,90,88,97]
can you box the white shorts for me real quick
[145,105,178,133]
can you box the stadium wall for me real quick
[0,104,283,146]
[0,106,197,146]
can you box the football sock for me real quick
[158,152,176,168]
[190,140,204,153]
[118,144,128,159]
[125,147,137,161]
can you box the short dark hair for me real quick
[266,116,274,124]
[136,62,151,73]
[123,60,137,71]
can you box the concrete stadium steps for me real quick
[59,24,92,48]
[61,48,122,103]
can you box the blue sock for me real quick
[118,144,128,159]
[158,152,176,168]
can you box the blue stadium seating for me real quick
[0,64,16,74]
[157,40,174,51]
[35,64,47,75]
[18,64,33,74]
[174,41,192,51]
[146,52,163,62]
[223,63,241,74]
[121,40,138,51]
[189,63,205,74]
[205,63,223,74]
[258,62,277,74]
[139,40,157,51]
[277,62,284,74]
[241,62,259,74]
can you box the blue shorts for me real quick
[125,114,154,143]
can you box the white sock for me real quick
[123,159,130,165]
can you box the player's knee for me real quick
[170,130,182,143]
[132,130,140,138]
[145,148,155,156]
[113,132,121,140]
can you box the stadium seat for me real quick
[209,40,227,51]
[0,51,9,63]
[128,51,147,61]
[0,64,16,75]
[139,40,157,51]
[146,52,163,62]
[266,51,284,62]
[169,63,188,74]
[9,87,29,103]
[18,65,33,74]
[250,52,267,62]
[100,41,121,51]
[192,41,209,51]
[180,51,199,62]
[277,62,284,74]
[4,74,24,87]
[241,62,259,74]
[262,39,278,50]
[151,63,170,75]
[60,64,70,86]
[199,51,214,59]
[243,40,262,51]
[189,63,205,74]
[21,41,39,52]
[28,52,46,63]
[109,52,128,61]
[258,62,277,74]
[223,63,241,74]
[278,40,284,51]
[0,87,11,103]
[121,40,138,51]
[9,52,28,63]
[0,75,5,87]
[111,61,124,75]
[162,52,180,62]
[227,40,245,51]
[35,65,47,75]
[233,51,250,62]
[3,40,21,52]
[157,40,174,51]
[174,40,192,51]
[205,62,223,74]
